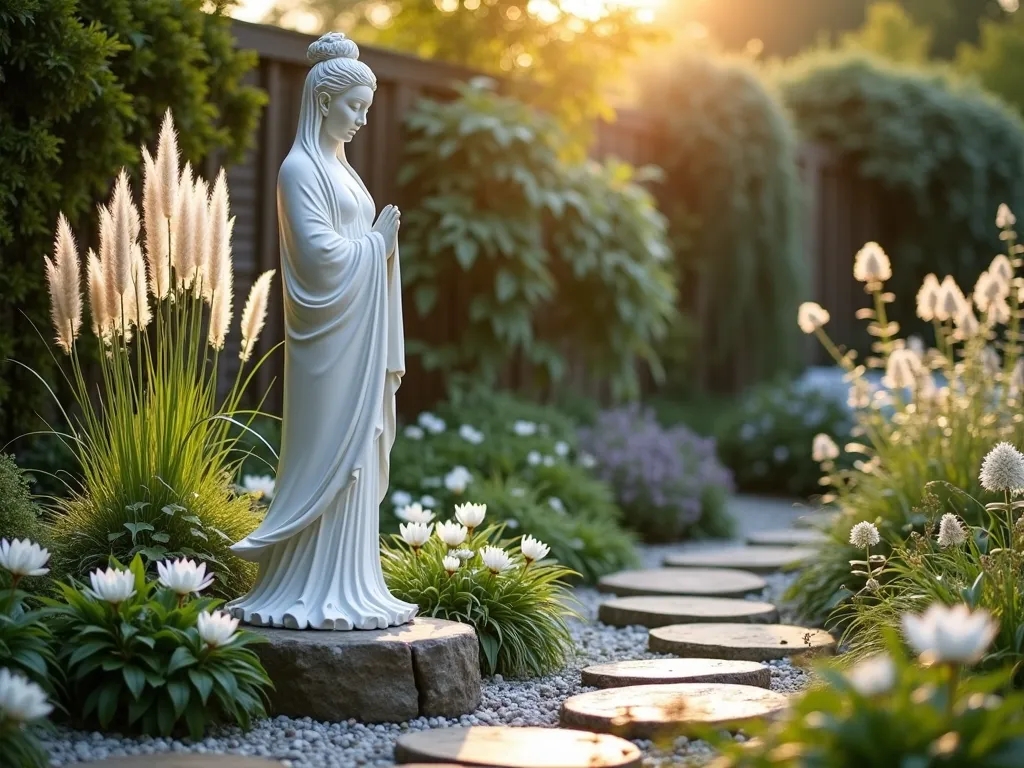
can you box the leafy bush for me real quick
[38,114,273,598]
[45,554,271,737]
[639,50,806,390]
[578,405,735,542]
[0,0,264,445]
[399,80,675,399]
[381,513,576,678]
[716,379,853,498]
[0,455,46,553]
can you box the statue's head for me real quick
[306,33,377,144]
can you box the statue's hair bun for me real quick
[307,32,360,65]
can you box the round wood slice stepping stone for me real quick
[560,683,788,739]
[597,568,766,599]
[394,725,642,768]
[76,758,276,767]
[746,529,827,547]
[663,546,816,574]
[581,658,770,689]
[649,623,837,661]
[598,596,778,628]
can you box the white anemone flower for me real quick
[399,522,432,549]
[241,474,275,500]
[853,242,892,283]
[520,535,550,563]
[480,545,514,574]
[554,440,570,457]
[197,610,240,648]
[88,567,137,604]
[417,412,446,434]
[512,420,537,436]
[845,654,896,697]
[435,520,468,548]
[452,548,475,561]
[797,301,830,334]
[442,555,460,575]
[0,538,50,578]
[397,502,434,524]
[849,521,880,548]
[0,668,53,723]
[980,442,1024,495]
[419,494,439,508]
[811,433,840,463]
[458,424,484,445]
[937,513,968,548]
[403,424,425,440]
[527,450,542,466]
[902,603,998,664]
[444,466,473,495]
[455,502,486,530]
[391,490,413,508]
[156,558,214,596]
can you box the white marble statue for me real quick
[228,32,418,630]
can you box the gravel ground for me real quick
[41,563,813,768]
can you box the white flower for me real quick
[435,520,468,548]
[990,254,1014,284]
[542,455,556,467]
[400,522,432,548]
[885,348,921,390]
[156,558,214,596]
[88,567,137,604]
[417,412,446,434]
[241,474,275,500]
[936,275,967,322]
[974,270,1008,313]
[419,494,439,508]
[797,301,830,334]
[848,378,872,409]
[997,203,1017,229]
[849,521,880,548]
[937,513,968,548]
[527,451,542,466]
[459,424,484,445]
[554,440,570,457]
[453,548,475,561]
[916,273,941,322]
[455,502,486,529]
[579,452,597,469]
[404,425,425,440]
[0,668,52,723]
[391,490,413,508]
[901,603,998,664]
[520,535,550,563]
[512,420,537,436]
[0,538,50,578]
[980,442,1024,495]
[865,577,880,592]
[442,555,460,575]
[197,610,240,648]
[853,242,892,283]
[548,497,566,514]
[397,502,434,524]
[444,466,473,495]
[846,654,896,696]
[812,433,840,463]
[480,545,514,574]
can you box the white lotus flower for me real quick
[156,558,214,596]
[512,420,537,436]
[391,490,413,508]
[527,451,542,466]
[88,567,137,604]
[444,466,472,495]
[459,424,484,445]
[853,242,892,283]
[902,603,998,664]
[849,521,880,548]
[400,522,432,549]
[980,442,1024,495]
[845,654,896,696]
[435,520,468,548]
[916,273,941,322]
[452,548,475,561]
[554,441,570,457]
[417,412,446,434]
[404,425,425,440]
[811,433,840,463]
[937,513,967,548]
[520,535,550,563]
[0,538,50,578]
[197,610,240,648]
[455,502,486,530]
[797,301,830,334]
[0,668,52,723]
[241,474,275,500]
[397,502,434,524]
[480,545,514,574]
[997,203,1016,229]
[442,555,460,575]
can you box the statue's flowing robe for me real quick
[228,149,416,630]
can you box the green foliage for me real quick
[716,380,854,498]
[0,0,264,445]
[399,81,675,399]
[957,10,1024,119]
[44,555,271,737]
[0,589,61,703]
[0,454,46,549]
[381,523,577,677]
[841,1,934,62]
[0,707,51,768]
[710,633,1024,767]
[639,51,806,390]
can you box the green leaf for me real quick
[166,679,190,719]
[185,702,207,741]
[479,632,499,675]
[157,694,176,736]
[123,665,146,700]
[98,681,121,728]
[495,270,517,302]
[69,640,114,668]
[108,531,127,543]
[182,514,203,525]
[124,522,155,536]
[151,533,171,543]
[188,669,215,705]
[454,238,478,270]
[167,646,197,675]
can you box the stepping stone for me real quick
[663,545,816,574]
[77,758,276,767]
[560,683,788,739]
[597,568,766,599]
[649,623,836,661]
[581,658,770,689]
[598,596,778,628]
[394,726,642,768]
[746,529,827,547]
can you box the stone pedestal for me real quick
[249,617,480,723]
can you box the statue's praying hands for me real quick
[372,204,400,259]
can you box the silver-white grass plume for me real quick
[981,345,1001,376]
[205,170,231,305]
[86,249,108,338]
[849,521,880,548]
[1011,359,1024,396]
[936,275,966,322]
[128,244,152,330]
[974,270,1008,313]
[812,433,840,463]
[916,273,940,322]
[885,348,920,390]
[44,213,82,353]
[797,301,829,334]
[997,203,1017,230]
[239,270,275,362]
[156,109,180,221]
[937,513,967,548]
[141,146,170,298]
[853,241,892,284]
[173,162,196,290]
[989,298,1011,326]
[208,217,234,351]
[954,304,980,339]
[980,442,1024,495]
[191,177,210,295]
[106,170,136,322]
[990,254,1014,285]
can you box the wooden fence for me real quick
[223,20,876,415]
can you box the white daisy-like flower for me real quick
[997,203,1017,230]
[916,273,941,322]
[797,301,830,334]
[554,440,570,457]
[442,555,460,575]
[902,603,997,664]
[444,466,473,495]
[0,538,50,578]
[480,546,514,574]
[980,442,1024,495]
[452,548,475,561]
[845,654,896,696]
[520,535,550,563]
[811,433,840,463]
[512,420,537,436]
[849,521,880,548]
[403,425,425,440]
[0,668,53,723]
[391,490,413,508]
[197,610,240,648]
[435,520,468,548]
[399,521,432,549]
[455,502,487,530]
[241,474,275,500]
[87,567,137,604]
[459,424,484,445]
[397,502,434,524]
[937,513,968,548]
[156,558,214,596]
[853,242,892,284]
[527,450,542,466]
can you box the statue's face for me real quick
[319,85,374,144]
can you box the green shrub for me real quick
[716,379,853,498]
[381,517,577,678]
[0,455,46,549]
[639,50,806,391]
